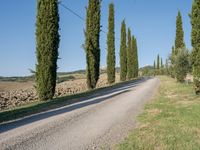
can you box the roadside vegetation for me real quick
[117,76,200,150]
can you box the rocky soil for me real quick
[0,74,120,110]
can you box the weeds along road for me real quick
[0,77,159,150]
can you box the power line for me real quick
[59,1,120,41]
[59,2,85,21]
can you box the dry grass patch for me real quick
[147,108,162,116]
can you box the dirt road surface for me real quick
[0,77,159,150]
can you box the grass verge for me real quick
[0,78,142,124]
[117,76,200,150]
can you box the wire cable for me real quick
[59,1,120,41]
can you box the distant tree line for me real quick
[152,54,165,76]
[35,0,139,101]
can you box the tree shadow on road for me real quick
[0,77,151,133]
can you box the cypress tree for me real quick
[35,0,60,101]
[156,54,160,75]
[175,11,185,51]
[120,20,127,81]
[161,58,163,68]
[154,61,156,70]
[107,3,115,84]
[134,38,139,77]
[85,0,101,89]
[157,54,160,70]
[173,11,187,81]
[131,36,138,78]
[160,58,164,75]
[127,28,134,79]
[153,60,156,76]
[165,59,169,75]
[170,46,176,78]
[191,0,200,94]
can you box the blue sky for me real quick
[0,0,193,77]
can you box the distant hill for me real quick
[139,65,154,76]
[57,70,86,76]
[0,75,35,82]
[0,68,111,82]
[139,65,154,71]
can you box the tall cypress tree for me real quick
[131,36,138,78]
[85,0,101,89]
[170,46,176,78]
[134,38,139,77]
[153,60,156,76]
[165,59,169,75]
[160,57,164,75]
[174,11,187,82]
[175,11,185,51]
[127,28,134,79]
[132,36,136,78]
[107,3,115,84]
[157,54,160,70]
[154,60,156,70]
[35,0,60,101]
[120,20,127,81]
[161,58,163,68]
[191,0,200,94]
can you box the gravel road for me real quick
[0,77,159,150]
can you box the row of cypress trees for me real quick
[85,1,139,88]
[153,54,164,75]
[35,0,139,101]
[107,4,139,84]
[120,21,139,81]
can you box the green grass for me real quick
[0,78,141,123]
[117,76,200,150]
